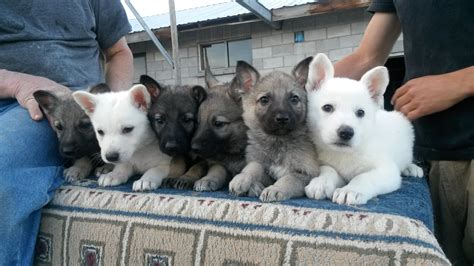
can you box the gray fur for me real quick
[229,66,320,202]
[33,88,110,181]
[172,65,249,191]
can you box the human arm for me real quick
[102,37,134,91]
[392,66,474,120]
[334,12,401,79]
[0,69,69,120]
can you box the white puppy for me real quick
[72,85,172,191]
[304,53,423,205]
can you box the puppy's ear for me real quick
[192,85,207,104]
[89,83,111,94]
[139,75,162,102]
[72,91,97,115]
[230,60,259,94]
[292,56,312,88]
[305,53,334,91]
[33,90,59,114]
[203,49,220,88]
[360,66,389,107]
[129,84,151,112]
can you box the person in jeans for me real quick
[0,1,133,264]
[333,0,473,264]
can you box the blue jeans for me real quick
[0,99,63,266]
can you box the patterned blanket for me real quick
[36,176,449,265]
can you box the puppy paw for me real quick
[259,186,290,202]
[95,164,114,177]
[194,178,221,192]
[305,177,337,200]
[332,187,369,205]
[248,182,265,197]
[97,173,128,187]
[229,173,252,196]
[161,178,177,188]
[132,179,160,192]
[63,166,89,182]
[402,163,424,178]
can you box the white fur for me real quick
[72,85,172,191]
[304,53,423,205]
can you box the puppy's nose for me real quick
[105,152,120,162]
[165,141,178,152]
[61,145,76,157]
[337,126,354,141]
[275,113,290,124]
[191,143,202,153]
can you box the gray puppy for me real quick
[33,85,111,181]
[229,58,320,202]
[171,63,249,191]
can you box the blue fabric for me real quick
[65,175,434,231]
[0,100,64,266]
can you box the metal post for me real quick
[124,0,174,67]
[169,0,181,85]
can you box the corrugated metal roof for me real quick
[129,0,313,33]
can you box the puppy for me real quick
[171,63,249,191]
[229,60,320,202]
[34,85,111,182]
[303,53,423,205]
[139,75,207,188]
[72,84,174,191]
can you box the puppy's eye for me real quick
[356,109,365,118]
[79,121,92,129]
[54,121,63,131]
[122,127,134,134]
[214,120,226,128]
[155,115,165,125]
[182,114,194,124]
[97,129,104,136]
[290,95,300,104]
[322,104,334,113]
[258,96,269,105]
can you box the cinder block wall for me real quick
[128,8,403,86]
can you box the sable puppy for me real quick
[34,85,111,181]
[229,59,320,202]
[170,62,249,192]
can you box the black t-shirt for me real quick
[0,0,131,90]
[369,0,474,160]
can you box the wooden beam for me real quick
[272,0,370,21]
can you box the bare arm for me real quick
[334,12,401,79]
[103,37,134,91]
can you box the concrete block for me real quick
[252,47,272,59]
[272,44,294,56]
[329,47,353,61]
[327,24,351,38]
[305,28,327,41]
[263,57,283,69]
[262,35,282,47]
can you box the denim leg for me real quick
[0,99,63,266]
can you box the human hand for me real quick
[10,72,70,120]
[392,67,474,120]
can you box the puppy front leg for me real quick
[260,174,307,202]
[98,163,133,187]
[133,163,171,192]
[165,160,208,190]
[229,162,271,197]
[194,163,227,192]
[333,162,401,205]
[64,156,93,182]
[305,165,346,200]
